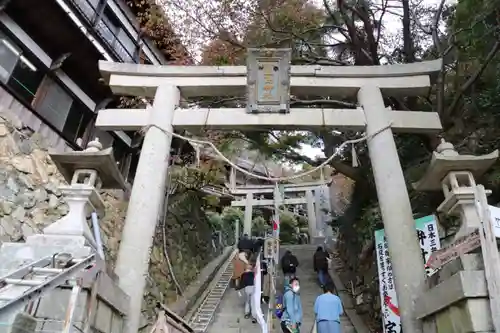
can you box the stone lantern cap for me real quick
[413,139,498,191]
[49,138,127,190]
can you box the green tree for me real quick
[252,216,268,237]
[279,212,299,244]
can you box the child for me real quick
[240,264,257,323]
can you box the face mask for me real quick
[292,285,300,293]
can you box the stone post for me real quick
[114,85,180,333]
[306,189,317,240]
[358,85,425,333]
[243,193,253,235]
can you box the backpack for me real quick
[275,294,285,319]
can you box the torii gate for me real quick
[230,180,330,243]
[95,52,442,333]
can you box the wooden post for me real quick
[476,184,500,332]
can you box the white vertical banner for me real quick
[375,215,441,333]
[252,255,267,333]
[314,185,332,237]
[314,188,324,235]
[488,205,500,238]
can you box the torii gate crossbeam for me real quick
[95,58,443,333]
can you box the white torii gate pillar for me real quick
[113,85,180,333]
[243,193,253,235]
[305,189,317,240]
[359,86,425,333]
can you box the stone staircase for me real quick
[207,285,268,333]
[205,244,362,333]
[278,245,356,333]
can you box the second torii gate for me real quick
[230,180,330,242]
[95,52,443,333]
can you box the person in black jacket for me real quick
[253,237,265,253]
[313,246,329,287]
[281,250,299,286]
[238,234,254,253]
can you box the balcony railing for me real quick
[66,0,135,63]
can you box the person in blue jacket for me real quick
[314,282,344,333]
[281,277,303,333]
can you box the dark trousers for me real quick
[318,270,327,286]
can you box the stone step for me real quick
[278,245,359,333]
[205,245,363,333]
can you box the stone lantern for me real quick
[43,138,127,252]
[413,138,498,239]
[0,138,127,276]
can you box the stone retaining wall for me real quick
[0,110,223,330]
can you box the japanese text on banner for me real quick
[374,215,441,333]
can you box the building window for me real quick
[30,75,93,144]
[0,36,44,104]
[0,39,18,81]
[62,102,94,143]
[71,0,100,22]
[95,9,135,62]
[98,14,119,48]
[0,27,96,148]
[117,29,135,59]
[33,76,74,130]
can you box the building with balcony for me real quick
[0,0,188,182]
[0,0,304,203]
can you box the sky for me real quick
[299,144,324,160]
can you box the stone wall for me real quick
[0,110,221,328]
